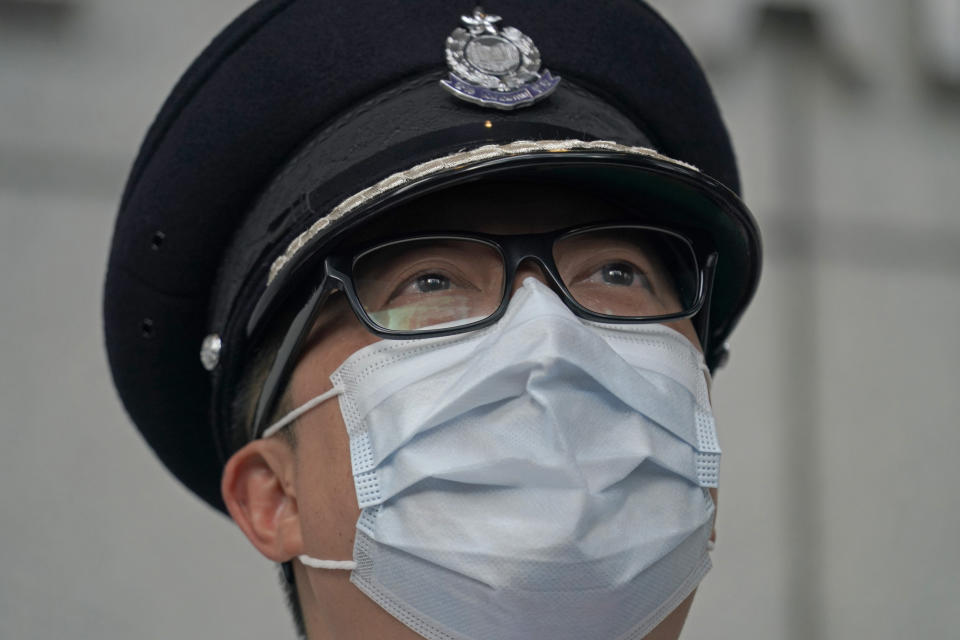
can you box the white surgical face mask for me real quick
[264,278,720,640]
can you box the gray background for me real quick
[2,0,958,638]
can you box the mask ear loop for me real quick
[261,385,344,438]
[299,556,357,570]
[700,362,713,396]
[279,547,358,576]
[280,556,357,581]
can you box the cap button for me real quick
[200,334,222,371]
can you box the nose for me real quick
[509,258,554,296]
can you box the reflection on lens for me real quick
[368,294,476,331]
[354,238,505,331]
[554,227,698,317]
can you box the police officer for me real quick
[104,2,761,639]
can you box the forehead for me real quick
[346,180,632,245]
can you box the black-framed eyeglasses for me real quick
[251,223,718,437]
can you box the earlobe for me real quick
[221,439,303,562]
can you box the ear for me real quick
[221,438,303,562]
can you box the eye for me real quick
[582,261,651,290]
[599,262,635,286]
[387,269,461,302]
[414,273,451,293]
[568,260,654,292]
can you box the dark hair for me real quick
[279,561,307,639]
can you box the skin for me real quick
[222,184,718,640]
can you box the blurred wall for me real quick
[1,1,958,638]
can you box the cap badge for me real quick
[441,7,561,110]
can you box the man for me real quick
[104,2,761,639]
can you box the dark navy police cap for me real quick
[104,0,762,511]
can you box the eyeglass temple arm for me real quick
[250,282,331,439]
[696,252,720,368]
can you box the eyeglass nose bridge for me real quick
[504,254,565,295]
[497,234,572,302]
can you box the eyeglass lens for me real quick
[553,228,697,318]
[352,228,698,332]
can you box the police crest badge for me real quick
[441,7,561,110]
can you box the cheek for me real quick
[293,399,363,559]
[664,318,703,354]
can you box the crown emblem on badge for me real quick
[440,7,561,110]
